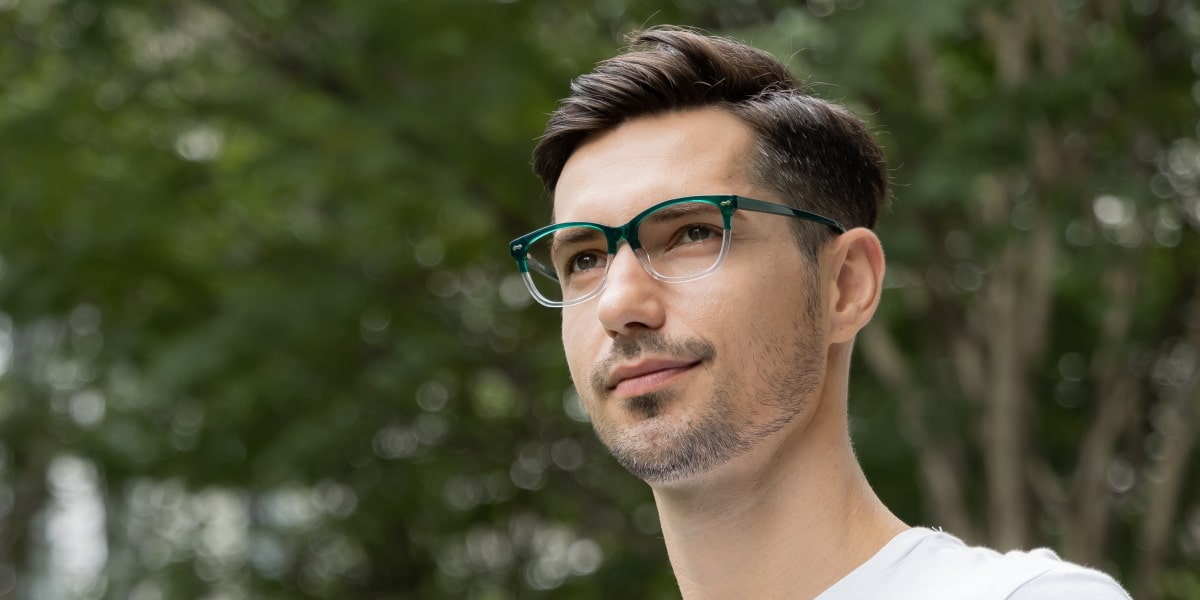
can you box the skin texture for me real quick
[554,108,907,599]
[558,112,824,484]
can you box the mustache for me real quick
[589,332,716,393]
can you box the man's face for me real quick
[553,108,830,484]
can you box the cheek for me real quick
[692,258,779,319]
[670,287,721,326]
[708,258,812,343]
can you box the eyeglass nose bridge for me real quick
[601,219,665,283]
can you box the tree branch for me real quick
[981,241,1029,549]
[1134,284,1200,599]
[859,322,974,539]
[1064,264,1138,562]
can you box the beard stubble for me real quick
[585,288,824,484]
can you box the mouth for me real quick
[607,359,702,397]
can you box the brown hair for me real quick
[532,26,889,255]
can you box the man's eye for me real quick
[669,224,720,248]
[682,225,717,243]
[567,251,606,273]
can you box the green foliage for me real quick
[0,1,1196,599]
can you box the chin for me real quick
[624,393,667,419]
[601,407,750,484]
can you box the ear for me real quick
[824,228,885,344]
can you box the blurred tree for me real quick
[0,0,1195,599]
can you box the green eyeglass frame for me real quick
[508,195,847,307]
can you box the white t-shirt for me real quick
[817,528,1132,600]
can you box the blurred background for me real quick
[1,0,1198,598]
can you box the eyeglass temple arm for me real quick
[733,197,847,233]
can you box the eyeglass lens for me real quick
[524,200,727,304]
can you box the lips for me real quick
[605,358,701,395]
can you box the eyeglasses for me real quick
[509,195,846,308]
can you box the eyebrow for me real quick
[549,226,605,255]
[641,202,718,225]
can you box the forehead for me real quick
[552,108,756,225]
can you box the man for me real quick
[508,26,1131,599]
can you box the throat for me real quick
[650,431,906,600]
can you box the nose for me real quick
[595,244,666,337]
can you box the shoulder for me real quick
[912,530,1131,600]
[1008,561,1131,600]
[818,528,1131,600]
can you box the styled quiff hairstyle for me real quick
[532,26,889,255]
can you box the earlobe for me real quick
[826,229,885,344]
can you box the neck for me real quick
[649,348,907,600]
